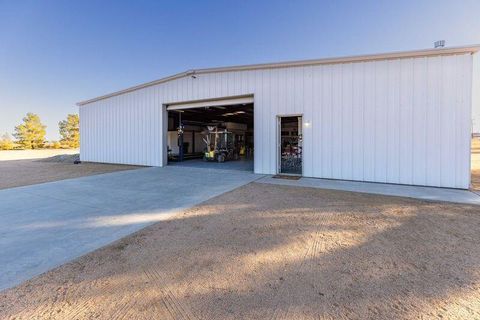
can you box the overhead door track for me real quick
[166,95,254,111]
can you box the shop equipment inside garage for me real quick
[167,103,254,170]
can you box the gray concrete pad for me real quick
[257,176,480,205]
[0,166,263,291]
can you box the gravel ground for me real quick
[1,182,479,320]
[0,156,141,190]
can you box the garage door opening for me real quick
[166,99,254,172]
[471,135,480,191]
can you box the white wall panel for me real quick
[352,62,365,181]
[364,61,376,182]
[321,65,333,179]
[80,53,474,188]
[473,53,480,133]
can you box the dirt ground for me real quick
[0,157,141,190]
[1,182,479,320]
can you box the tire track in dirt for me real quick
[108,291,145,320]
[59,288,142,320]
[11,284,71,319]
[41,279,135,320]
[108,300,131,320]
[58,281,109,320]
[46,285,69,318]
[269,214,326,320]
[62,298,94,319]
[12,290,85,320]
[143,268,197,320]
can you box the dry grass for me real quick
[1,183,479,319]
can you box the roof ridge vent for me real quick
[434,40,445,48]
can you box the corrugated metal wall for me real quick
[80,53,473,188]
[473,52,480,133]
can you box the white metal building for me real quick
[77,45,480,189]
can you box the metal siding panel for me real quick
[374,60,388,183]
[303,66,313,176]
[121,97,127,164]
[312,65,322,178]
[286,68,295,116]
[425,56,441,186]
[412,58,427,185]
[352,62,365,181]
[331,64,342,179]
[101,103,105,162]
[270,68,280,174]
[399,58,414,185]
[363,61,376,182]
[138,91,144,164]
[454,54,469,188]
[146,91,150,165]
[152,88,158,165]
[265,69,272,174]
[129,93,134,164]
[193,72,200,99]
[89,105,93,161]
[153,87,159,166]
[93,104,97,162]
[460,54,474,188]
[253,70,262,174]
[341,63,353,180]
[278,68,288,115]
[130,92,135,165]
[386,59,401,184]
[262,71,270,174]
[145,88,154,166]
[136,92,141,165]
[104,99,109,163]
[79,107,84,160]
[220,72,227,97]
[293,68,301,114]
[140,92,145,165]
[321,65,333,178]
[440,56,456,187]
[109,98,114,164]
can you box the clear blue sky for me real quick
[1,0,479,140]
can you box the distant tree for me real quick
[44,140,61,149]
[14,113,46,149]
[59,114,79,148]
[0,132,15,150]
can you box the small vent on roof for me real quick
[434,40,445,48]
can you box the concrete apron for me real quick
[0,166,263,291]
[256,175,480,206]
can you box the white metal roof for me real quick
[77,44,480,106]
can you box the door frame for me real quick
[276,114,303,176]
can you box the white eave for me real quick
[77,44,480,106]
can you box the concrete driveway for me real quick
[0,166,261,291]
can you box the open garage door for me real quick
[166,95,254,172]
